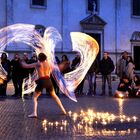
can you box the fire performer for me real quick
[21,53,66,118]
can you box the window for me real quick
[88,0,99,14]
[32,0,45,6]
[31,0,46,8]
[132,0,140,16]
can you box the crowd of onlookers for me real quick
[115,51,140,98]
[0,52,38,97]
[0,51,140,98]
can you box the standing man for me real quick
[11,53,22,97]
[20,53,30,97]
[99,52,114,96]
[21,53,66,118]
[116,51,128,81]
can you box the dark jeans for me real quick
[102,74,112,95]
[75,79,85,95]
[12,76,23,96]
[0,81,7,96]
[87,72,96,95]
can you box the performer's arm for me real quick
[21,61,37,69]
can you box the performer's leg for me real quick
[28,91,41,118]
[50,89,66,115]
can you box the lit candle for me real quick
[55,121,59,127]
[132,116,137,122]
[127,117,130,122]
[120,118,124,123]
[68,111,72,116]
[44,127,47,131]
[60,126,63,131]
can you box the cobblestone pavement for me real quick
[0,79,139,140]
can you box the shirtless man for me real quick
[21,53,66,118]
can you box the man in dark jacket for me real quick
[99,52,114,96]
[11,53,22,97]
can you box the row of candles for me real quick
[42,109,139,136]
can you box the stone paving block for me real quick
[0,96,139,139]
[0,78,140,139]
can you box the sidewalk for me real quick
[2,77,140,140]
[0,91,140,140]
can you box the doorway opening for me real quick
[86,33,101,60]
[133,46,140,71]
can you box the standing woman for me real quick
[126,56,135,81]
[59,54,71,74]
[0,53,11,97]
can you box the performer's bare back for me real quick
[36,61,51,78]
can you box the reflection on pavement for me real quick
[41,109,139,137]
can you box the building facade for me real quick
[0,0,140,70]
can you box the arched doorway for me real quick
[131,31,140,71]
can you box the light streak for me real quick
[0,23,99,102]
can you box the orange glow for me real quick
[0,78,4,85]
[42,109,139,137]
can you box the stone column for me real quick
[6,0,14,25]
[5,0,14,51]
[62,0,71,51]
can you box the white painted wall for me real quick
[0,0,6,27]
[0,0,140,60]
[100,0,115,53]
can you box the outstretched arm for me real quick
[21,61,37,69]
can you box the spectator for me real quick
[0,53,11,97]
[29,52,38,74]
[71,53,80,70]
[99,52,114,96]
[125,56,135,81]
[30,52,38,63]
[20,53,30,97]
[129,75,140,97]
[59,54,71,74]
[55,56,60,64]
[86,58,99,96]
[21,53,30,77]
[11,53,22,97]
[116,51,128,81]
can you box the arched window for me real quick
[131,31,140,71]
